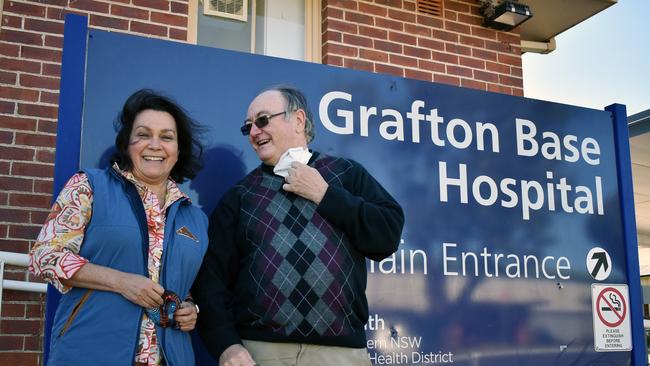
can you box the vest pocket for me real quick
[58,289,93,337]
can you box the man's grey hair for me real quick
[264,86,315,143]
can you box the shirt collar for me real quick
[111,163,189,205]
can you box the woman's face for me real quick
[127,109,179,186]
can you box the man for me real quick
[193,86,404,366]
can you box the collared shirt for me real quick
[29,164,187,366]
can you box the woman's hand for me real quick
[174,301,198,331]
[116,272,165,308]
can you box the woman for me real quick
[29,89,208,366]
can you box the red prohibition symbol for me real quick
[596,287,626,328]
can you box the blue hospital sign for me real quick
[47,15,643,366]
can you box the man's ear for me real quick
[293,109,306,133]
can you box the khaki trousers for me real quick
[242,339,372,366]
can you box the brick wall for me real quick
[322,0,524,95]
[0,1,189,364]
[1,0,526,364]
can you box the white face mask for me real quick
[273,147,312,178]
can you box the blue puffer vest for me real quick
[48,168,208,366]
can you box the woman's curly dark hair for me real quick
[112,89,204,183]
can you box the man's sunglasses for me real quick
[240,111,287,136]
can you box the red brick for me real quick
[432,51,458,64]
[418,37,444,51]
[404,45,430,58]
[0,101,16,114]
[0,130,14,143]
[0,177,33,192]
[499,74,522,87]
[111,4,149,20]
[325,43,358,57]
[9,194,52,209]
[444,10,456,20]
[474,69,499,83]
[43,62,62,77]
[323,30,342,43]
[41,0,68,5]
[419,59,445,73]
[0,335,24,350]
[360,48,388,62]
[0,42,20,57]
[322,54,343,66]
[405,68,432,82]
[151,11,186,27]
[403,0,415,11]
[445,20,470,34]
[130,21,168,37]
[390,54,417,68]
[432,29,457,42]
[0,70,17,84]
[133,0,170,11]
[24,335,43,351]
[0,239,29,253]
[2,290,45,303]
[26,304,44,318]
[459,56,485,69]
[40,91,60,105]
[169,28,187,41]
[459,35,484,47]
[325,18,357,34]
[20,45,62,63]
[345,11,373,26]
[389,31,416,45]
[485,39,510,53]
[44,34,63,48]
[375,0,402,8]
[458,12,482,26]
[46,6,65,21]
[31,209,52,224]
[323,6,343,20]
[19,74,60,90]
[511,66,522,78]
[36,119,56,134]
[343,34,372,48]
[374,40,402,53]
[11,162,54,178]
[90,14,129,30]
[375,17,403,32]
[343,58,374,72]
[170,1,188,14]
[0,116,37,131]
[2,14,23,29]
[498,53,521,67]
[417,14,443,28]
[359,25,387,40]
[446,64,472,78]
[24,18,65,35]
[512,88,523,97]
[445,1,470,13]
[0,303,26,319]
[405,23,431,37]
[375,63,403,77]
[329,0,357,10]
[0,146,35,161]
[69,0,110,13]
[471,26,496,40]
[5,1,46,17]
[0,319,41,334]
[388,9,415,23]
[15,132,57,147]
[498,31,519,44]
[0,87,40,102]
[0,29,44,46]
[445,43,470,56]
[358,2,387,16]
[472,48,496,61]
[33,178,54,194]
[17,103,58,119]
[434,73,460,86]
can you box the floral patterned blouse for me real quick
[29,164,187,366]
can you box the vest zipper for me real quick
[58,289,93,337]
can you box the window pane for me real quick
[198,0,253,53]
[255,0,305,61]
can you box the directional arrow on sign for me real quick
[586,247,612,281]
[591,251,609,279]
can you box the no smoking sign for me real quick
[591,284,631,352]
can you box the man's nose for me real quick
[249,122,262,136]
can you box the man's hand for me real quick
[282,162,328,204]
[174,301,198,332]
[219,344,257,366]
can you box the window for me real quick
[189,0,321,62]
